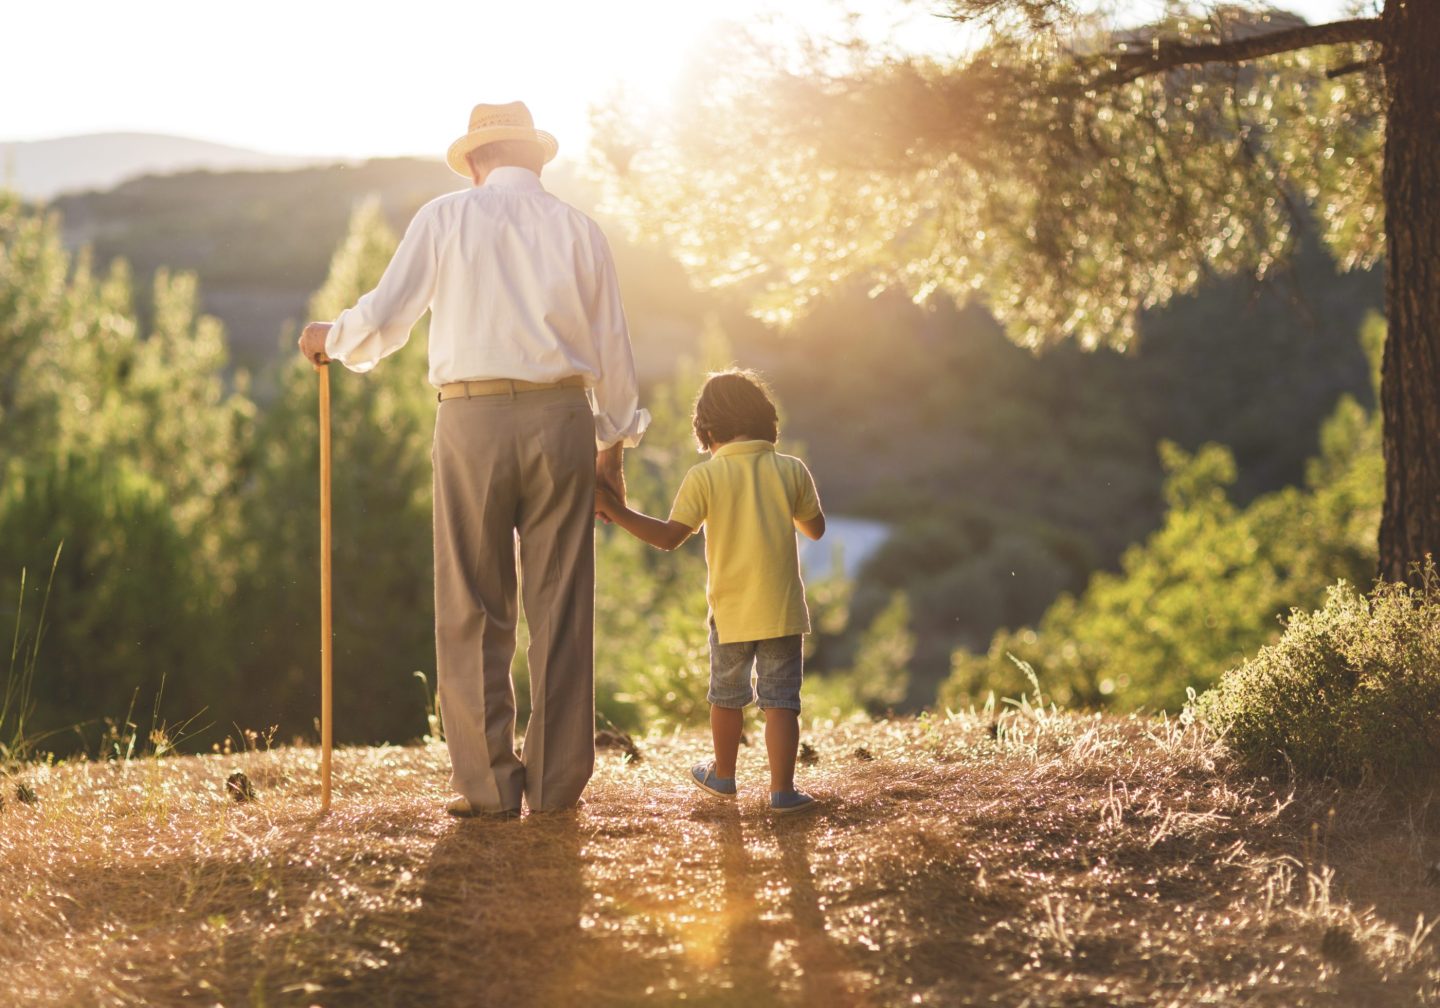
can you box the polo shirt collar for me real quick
[713,440,776,458]
[483,166,545,191]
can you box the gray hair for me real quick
[466,139,544,175]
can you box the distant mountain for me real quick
[0,132,314,200]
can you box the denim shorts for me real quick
[707,620,803,711]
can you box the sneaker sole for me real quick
[771,798,818,816]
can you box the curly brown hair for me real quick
[692,369,780,450]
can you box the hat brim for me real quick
[446,127,559,176]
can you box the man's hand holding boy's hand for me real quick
[596,443,626,500]
[593,487,691,551]
[594,485,625,521]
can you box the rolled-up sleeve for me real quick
[587,227,650,449]
[325,207,438,373]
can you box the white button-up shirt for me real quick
[324,166,649,448]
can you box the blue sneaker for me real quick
[691,761,737,798]
[770,789,817,815]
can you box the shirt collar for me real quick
[482,166,545,192]
[713,439,776,458]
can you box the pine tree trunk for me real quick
[1377,0,1440,584]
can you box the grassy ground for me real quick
[2,710,1437,1007]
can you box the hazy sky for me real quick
[3,0,1358,163]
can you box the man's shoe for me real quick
[691,761,737,798]
[769,789,818,815]
[446,796,519,820]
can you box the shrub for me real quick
[1196,568,1440,783]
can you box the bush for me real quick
[1196,568,1440,783]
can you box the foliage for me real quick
[809,592,913,717]
[765,257,1376,696]
[1197,566,1440,784]
[0,546,60,766]
[0,453,225,739]
[940,315,1384,712]
[228,200,439,743]
[599,6,1381,350]
[591,0,1402,621]
[0,191,250,747]
[1,137,1390,741]
[37,158,1385,711]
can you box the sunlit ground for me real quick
[2,713,1437,1006]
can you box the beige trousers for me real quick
[432,385,596,813]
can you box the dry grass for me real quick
[2,710,1439,1007]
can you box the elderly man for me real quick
[298,102,648,818]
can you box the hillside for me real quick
[49,158,463,369]
[2,132,308,201]
[2,714,1436,1006]
[47,157,705,384]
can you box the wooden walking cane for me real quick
[317,362,333,814]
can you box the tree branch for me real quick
[1092,18,1383,89]
[1326,58,1381,79]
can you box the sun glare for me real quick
[2,0,954,163]
[0,0,1359,165]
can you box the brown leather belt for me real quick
[437,375,586,402]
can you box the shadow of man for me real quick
[383,814,586,1008]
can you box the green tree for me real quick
[0,194,251,743]
[942,316,1384,711]
[601,2,1435,582]
[231,201,437,743]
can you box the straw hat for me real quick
[446,101,558,177]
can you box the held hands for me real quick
[596,442,625,499]
[299,322,333,369]
[594,484,625,523]
[594,443,626,523]
[592,470,690,551]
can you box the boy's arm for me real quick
[597,488,694,551]
[795,511,826,541]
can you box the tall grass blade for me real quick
[1,543,62,765]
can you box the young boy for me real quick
[595,369,826,814]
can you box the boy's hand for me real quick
[594,492,693,551]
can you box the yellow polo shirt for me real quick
[669,440,822,644]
